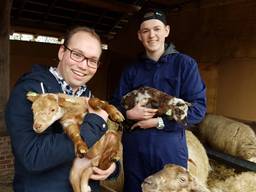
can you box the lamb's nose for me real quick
[143,177,158,189]
[33,123,42,133]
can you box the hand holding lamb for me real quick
[121,86,191,125]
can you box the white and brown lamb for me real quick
[121,86,191,125]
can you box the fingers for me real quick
[126,104,158,121]
[131,122,140,130]
[90,173,107,180]
[131,118,158,129]
[90,163,116,181]
[142,108,157,120]
[90,167,108,180]
[143,108,158,113]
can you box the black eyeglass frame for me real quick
[63,45,100,69]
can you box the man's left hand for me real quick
[90,162,116,180]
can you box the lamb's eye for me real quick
[177,176,186,183]
[176,102,184,106]
[51,108,56,112]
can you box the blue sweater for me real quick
[111,44,207,192]
[5,65,114,192]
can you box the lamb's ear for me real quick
[27,91,40,102]
[58,94,76,107]
[58,95,68,107]
[186,101,192,107]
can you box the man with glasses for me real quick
[5,26,119,192]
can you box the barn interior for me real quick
[0,0,256,191]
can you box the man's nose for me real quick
[149,30,155,37]
[78,59,89,69]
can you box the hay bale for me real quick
[198,114,256,162]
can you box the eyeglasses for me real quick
[64,45,100,69]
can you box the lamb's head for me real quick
[27,92,65,133]
[142,164,209,192]
[166,97,191,122]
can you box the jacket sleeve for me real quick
[162,57,207,131]
[5,80,107,173]
[181,58,207,126]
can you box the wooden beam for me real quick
[72,0,141,13]
[0,0,12,135]
[15,0,27,20]
[151,0,196,7]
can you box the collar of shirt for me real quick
[49,67,87,96]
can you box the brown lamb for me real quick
[27,92,124,192]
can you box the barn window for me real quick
[9,32,108,50]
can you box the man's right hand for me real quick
[126,102,157,121]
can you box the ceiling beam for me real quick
[72,0,141,13]
[151,0,196,6]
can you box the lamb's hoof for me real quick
[77,144,88,157]
[81,185,91,192]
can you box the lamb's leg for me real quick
[80,167,93,192]
[88,98,124,122]
[97,130,121,170]
[63,124,88,157]
[70,157,91,192]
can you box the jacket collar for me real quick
[140,43,178,70]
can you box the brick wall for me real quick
[0,135,14,184]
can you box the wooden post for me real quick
[0,0,12,135]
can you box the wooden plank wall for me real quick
[0,0,12,135]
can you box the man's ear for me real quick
[27,92,39,102]
[164,25,170,38]
[137,30,142,42]
[58,45,65,61]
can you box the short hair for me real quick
[63,26,102,47]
